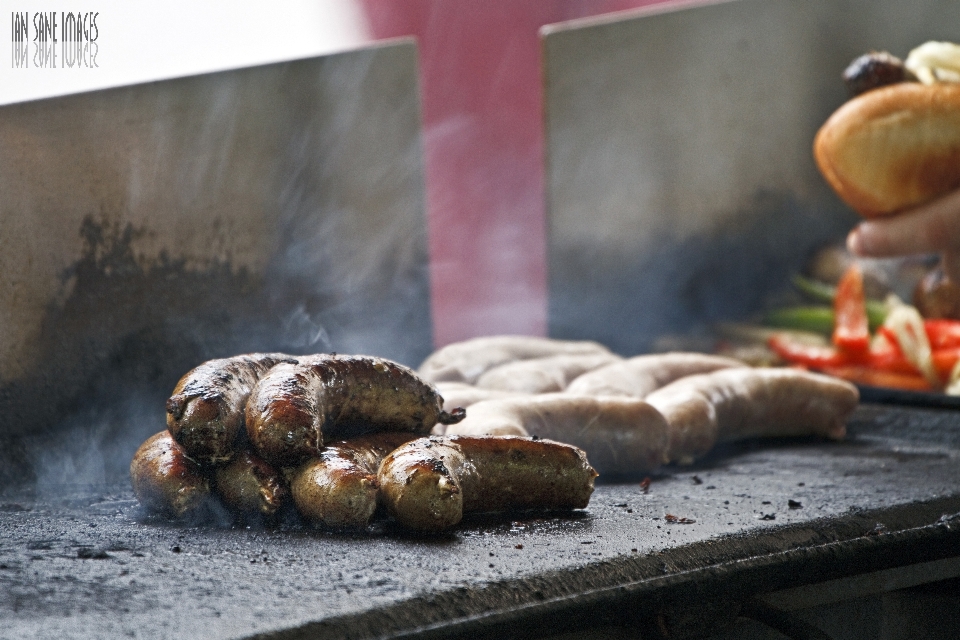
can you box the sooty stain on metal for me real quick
[0,216,275,483]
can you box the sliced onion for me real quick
[905,41,960,84]
[882,297,940,386]
[947,360,960,396]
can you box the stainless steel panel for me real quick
[543,0,960,354]
[0,40,430,443]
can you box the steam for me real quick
[30,391,165,493]
[280,304,334,352]
[8,40,435,495]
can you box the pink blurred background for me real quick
[362,1,672,347]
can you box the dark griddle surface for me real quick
[2,404,960,640]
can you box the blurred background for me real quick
[1,0,669,348]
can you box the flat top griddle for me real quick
[2,404,959,640]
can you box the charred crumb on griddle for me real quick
[664,514,695,524]
[788,499,803,509]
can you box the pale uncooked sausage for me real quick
[645,368,858,464]
[565,352,744,398]
[475,353,622,394]
[417,335,613,384]
[445,393,670,476]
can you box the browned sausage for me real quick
[378,435,597,531]
[289,432,415,529]
[444,394,669,476]
[565,352,745,398]
[246,355,465,467]
[417,335,613,384]
[645,368,859,464]
[130,431,212,518]
[214,450,288,517]
[166,353,297,465]
[475,352,622,393]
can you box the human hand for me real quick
[847,187,960,281]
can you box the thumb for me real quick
[847,188,960,258]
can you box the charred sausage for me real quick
[246,355,465,467]
[565,352,744,398]
[130,431,212,518]
[290,432,415,529]
[378,435,597,531]
[445,394,670,476]
[166,353,296,465]
[645,368,859,464]
[417,335,613,384]
[475,352,622,394]
[214,449,288,517]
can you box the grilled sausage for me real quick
[645,368,859,464]
[445,394,670,476]
[475,352,622,394]
[130,431,212,518]
[290,432,415,529]
[214,449,288,517]
[246,355,465,467]
[565,352,745,398]
[166,353,297,465]
[378,435,597,531]
[417,335,613,384]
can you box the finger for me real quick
[847,188,960,257]
[944,253,960,284]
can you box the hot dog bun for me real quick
[814,82,960,218]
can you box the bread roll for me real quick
[813,82,960,218]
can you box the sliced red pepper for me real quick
[866,348,920,375]
[925,319,960,350]
[768,334,847,369]
[770,331,923,376]
[819,365,934,391]
[932,347,960,381]
[832,263,870,356]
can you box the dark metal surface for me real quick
[856,385,960,409]
[2,404,959,639]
